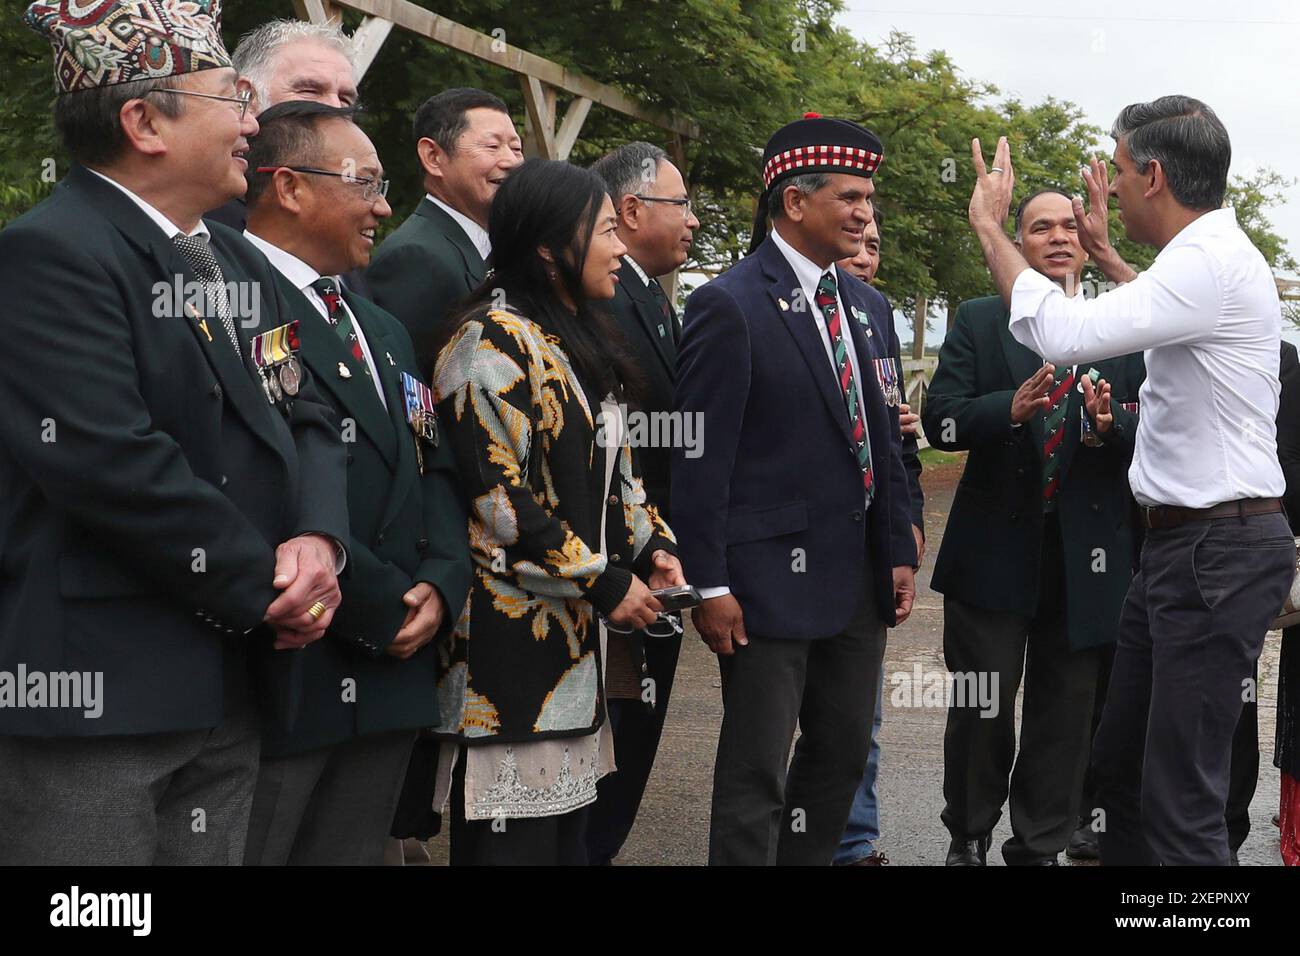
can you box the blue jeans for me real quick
[834,669,884,864]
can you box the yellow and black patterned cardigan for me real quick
[431,306,676,744]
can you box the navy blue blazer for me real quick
[671,235,917,639]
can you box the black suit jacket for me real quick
[1277,341,1300,532]
[0,165,349,736]
[922,294,1145,649]
[673,236,917,638]
[366,197,487,375]
[605,260,677,521]
[255,274,471,755]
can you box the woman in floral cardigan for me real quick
[431,159,683,865]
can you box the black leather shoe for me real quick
[1066,819,1100,861]
[946,835,990,866]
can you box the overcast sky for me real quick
[837,0,1300,341]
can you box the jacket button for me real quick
[607,495,618,506]
[417,537,429,551]
[611,554,621,563]
[1016,468,1025,477]
[220,475,228,487]
[377,532,386,545]
[212,384,222,400]
[852,511,864,521]
[1091,503,1100,511]
[346,454,354,464]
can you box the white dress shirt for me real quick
[698,228,874,601]
[243,232,388,408]
[426,193,491,261]
[1008,207,1284,509]
[87,167,209,240]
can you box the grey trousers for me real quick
[243,730,416,865]
[0,665,260,866]
[708,585,885,866]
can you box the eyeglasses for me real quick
[255,165,390,202]
[603,612,684,639]
[633,195,694,220]
[148,87,253,119]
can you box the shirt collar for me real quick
[770,225,836,300]
[85,167,210,241]
[241,231,323,291]
[622,254,652,287]
[1163,206,1236,253]
[426,193,491,260]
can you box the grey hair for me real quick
[1110,95,1231,211]
[232,19,355,107]
[590,141,669,203]
[53,74,183,166]
[768,172,830,220]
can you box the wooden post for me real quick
[291,0,342,23]
[911,293,927,361]
[520,75,557,159]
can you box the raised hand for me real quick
[969,135,1015,230]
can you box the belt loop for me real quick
[1237,499,1246,523]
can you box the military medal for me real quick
[874,357,900,407]
[401,372,440,474]
[249,320,301,411]
[1080,367,1102,446]
[279,355,301,397]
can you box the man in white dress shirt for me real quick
[966,95,1292,865]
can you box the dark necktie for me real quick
[171,233,243,359]
[311,276,370,376]
[1042,365,1076,505]
[814,271,874,499]
[649,278,679,346]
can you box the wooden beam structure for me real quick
[292,0,698,152]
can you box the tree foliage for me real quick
[1,0,1292,330]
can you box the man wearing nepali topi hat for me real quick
[0,1,350,865]
[672,114,918,865]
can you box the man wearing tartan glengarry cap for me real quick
[673,113,917,865]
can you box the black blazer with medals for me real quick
[0,165,349,737]
[922,293,1146,649]
[255,273,472,756]
[366,197,487,375]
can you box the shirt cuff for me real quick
[1008,267,1058,331]
[698,586,731,600]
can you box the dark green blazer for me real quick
[0,165,349,737]
[921,294,1146,649]
[366,197,487,375]
[256,273,472,755]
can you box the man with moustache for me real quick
[205,18,358,233]
[0,1,348,865]
[674,115,918,866]
[368,88,524,373]
[586,141,700,865]
[923,188,1145,866]
[833,203,925,867]
[240,102,470,865]
[966,96,1290,866]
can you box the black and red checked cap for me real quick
[760,112,885,191]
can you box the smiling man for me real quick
[367,88,524,373]
[241,102,470,865]
[0,1,349,865]
[923,187,1146,866]
[205,19,358,233]
[674,115,918,865]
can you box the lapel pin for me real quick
[186,303,213,342]
[386,351,396,367]
[778,298,789,311]
[338,362,352,380]
[865,327,873,337]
